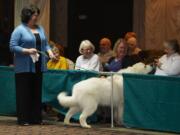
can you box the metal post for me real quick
[111,73,114,128]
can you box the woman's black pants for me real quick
[15,72,42,124]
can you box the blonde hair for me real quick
[113,38,127,56]
[79,40,95,54]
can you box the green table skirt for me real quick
[0,66,98,121]
[123,73,180,133]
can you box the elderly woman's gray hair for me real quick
[79,40,95,54]
[164,39,180,53]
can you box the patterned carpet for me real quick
[0,116,176,135]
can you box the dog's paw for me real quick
[114,120,123,127]
[64,120,70,125]
[81,124,91,128]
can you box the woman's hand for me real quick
[47,50,58,61]
[154,59,162,69]
[23,48,37,55]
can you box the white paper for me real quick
[30,53,40,63]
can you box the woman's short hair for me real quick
[21,5,40,23]
[56,43,65,56]
[164,39,180,53]
[79,40,95,54]
[124,32,137,41]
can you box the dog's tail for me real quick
[57,92,77,107]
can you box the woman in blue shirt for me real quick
[9,5,56,126]
[104,38,142,72]
[104,38,127,71]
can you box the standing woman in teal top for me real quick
[10,5,56,126]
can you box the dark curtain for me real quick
[50,0,68,47]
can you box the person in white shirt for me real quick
[75,40,101,72]
[155,39,180,76]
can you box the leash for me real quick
[37,50,49,58]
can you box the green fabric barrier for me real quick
[42,69,98,121]
[0,66,16,115]
[123,73,180,133]
[0,66,98,121]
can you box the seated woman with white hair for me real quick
[155,39,180,76]
[75,40,101,72]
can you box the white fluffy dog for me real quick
[57,62,152,128]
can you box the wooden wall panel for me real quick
[145,0,166,50]
[166,0,180,43]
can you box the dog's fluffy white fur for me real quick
[57,62,152,128]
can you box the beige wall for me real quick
[14,0,180,50]
[134,0,180,50]
[14,0,50,39]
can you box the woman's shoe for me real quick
[18,122,30,126]
[39,121,50,125]
[30,121,49,125]
[22,123,30,126]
